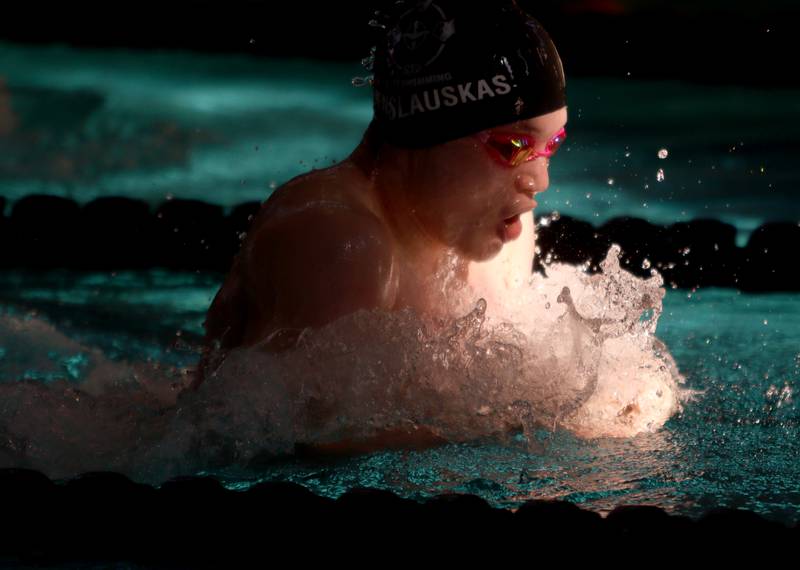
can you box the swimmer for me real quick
[195,0,568,455]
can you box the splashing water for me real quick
[0,245,693,485]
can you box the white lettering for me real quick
[422,89,441,111]
[378,74,515,120]
[410,93,426,114]
[457,82,476,103]
[441,86,459,106]
[398,97,411,118]
[491,74,511,95]
[476,79,494,100]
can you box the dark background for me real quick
[2,0,797,87]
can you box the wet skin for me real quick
[197,107,568,455]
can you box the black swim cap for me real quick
[370,0,566,149]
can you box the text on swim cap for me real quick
[375,74,512,120]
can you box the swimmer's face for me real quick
[405,106,568,261]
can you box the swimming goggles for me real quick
[477,127,567,167]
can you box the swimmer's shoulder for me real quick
[252,162,379,225]
[242,167,399,329]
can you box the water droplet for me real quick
[165,193,174,201]
[585,192,592,199]
[269,181,277,189]
[551,211,560,221]
[624,151,631,158]
[545,302,551,309]
[607,178,615,185]
[658,148,669,159]
[656,168,665,182]
[641,258,651,269]
[763,319,769,326]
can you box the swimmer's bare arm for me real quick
[246,203,399,346]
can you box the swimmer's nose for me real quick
[515,170,549,198]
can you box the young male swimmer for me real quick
[196,0,569,453]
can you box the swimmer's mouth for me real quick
[502,201,537,225]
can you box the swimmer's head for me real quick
[370,0,566,148]
[380,107,567,261]
[362,1,568,262]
